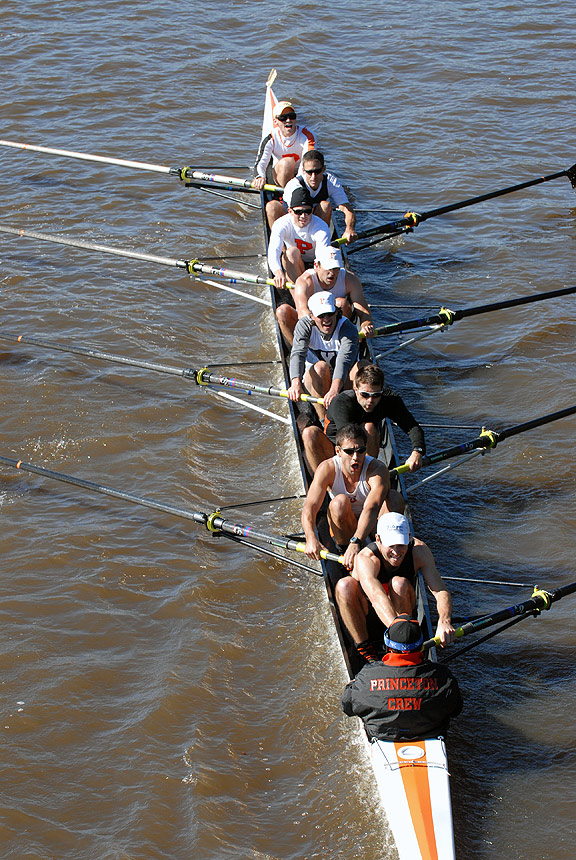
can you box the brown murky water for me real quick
[0,2,575,858]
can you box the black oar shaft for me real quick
[372,285,576,337]
[497,404,576,442]
[424,580,576,650]
[420,168,571,221]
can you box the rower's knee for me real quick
[384,488,406,515]
[335,574,361,608]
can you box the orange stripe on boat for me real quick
[395,740,438,860]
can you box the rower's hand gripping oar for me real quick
[423,581,576,650]
[334,161,576,246]
[391,404,576,477]
[0,138,284,194]
[0,455,345,567]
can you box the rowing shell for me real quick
[257,71,455,860]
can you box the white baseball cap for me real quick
[376,513,411,546]
[308,290,337,317]
[315,247,342,270]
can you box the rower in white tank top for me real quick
[329,454,374,517]
[310,266,348,300]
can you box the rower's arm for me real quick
[414,541,455,645]
[354,466,390,542]
[301,462,333,557]
[356,550,397,628]
[338,202,358,242]
[293,272,313,318]
[345,271,373,333]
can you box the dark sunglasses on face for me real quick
[317,311,336,319]
[292,207,312,215]
[358,390,384,399]
[340,445,367,455]
[278,113,296,121]
[303,167,323,175]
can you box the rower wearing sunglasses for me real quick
[301,423,394,572]
[284,150,358,244]
[287,290,360,423]
[299,364,425,474]
[254,100,316,225]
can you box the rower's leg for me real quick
[283,246,306,283]
[273,157,297,187]
[304,361,331,420]
[301,425,334,473]
[363,420,381,458]
[335,575,371,644]
[314,199,332,226]
[327,494,357,546]
[382,489,406,515]
[387,575,416,617]
[266,198,286,227]
[275,303,297,347]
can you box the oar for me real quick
[391,405,576,476]
[368,285,576,338]
[0,224,293,300]
[424,581,576,650]
[0,138,282,193]
[0,455,344,566]
[334,162,576,245]
[0,330,324,405]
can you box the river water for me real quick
[0,2,574,859]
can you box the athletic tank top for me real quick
[310,267,348,299]
[370,541,417,586]
[328,454,374,516]
[296,173,330,203]
[306,316,347,369]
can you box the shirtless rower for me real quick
[302,424,390,571]
[287,290,359,421]
[284,150,357,243]
[254,100,316,226]
[336,512,455,664]
[293,245,374,334]
[267,187,332,345]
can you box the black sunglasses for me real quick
[304,167,323,175]
[358,390,384,399]
[277,113,296,121]
[292,207,312,216]
[339,445,367,455]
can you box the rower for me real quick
[284,150,357,243]
[253,100,316,226]
[341,614,462,739]
[301,423,391,572]
[301,363,425,474]
[287,290,360,422]
[336,512,455,664]
[268,190,333,346]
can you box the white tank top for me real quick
[329,454,374,516]
[310,267,348,299]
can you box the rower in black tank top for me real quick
[368,541,417,588]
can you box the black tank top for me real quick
[297,174,330,203]
[370,541,417,587]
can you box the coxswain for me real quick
[254,100,316,226]
[301,363,425,474]
[301,424,390,571]
[336,512,455,664]
[268,188,332,345]
[341,614,462,739]
[287,290,359,421]
[283,150,357,243]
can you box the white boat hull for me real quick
[369,736,455,860]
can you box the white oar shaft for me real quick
[0,225,184,268]
[210,388,291,424]
[0,138,174,175]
